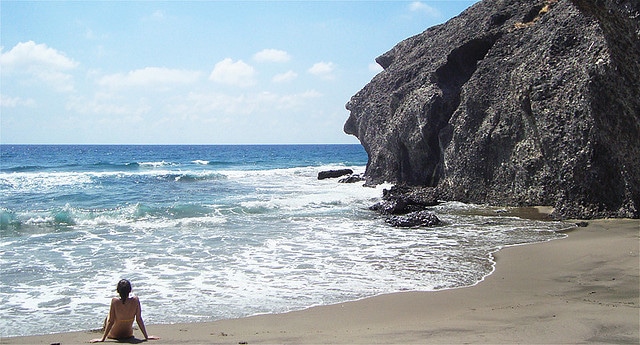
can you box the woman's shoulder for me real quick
[110,296,138,303]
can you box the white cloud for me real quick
[98,67,201,89]
[272,70,298,83]
[36,70,77,93]
[409,1,440,17]
[209,58,256,87]
[0,41,78,70]
[253,49,291,63]
[0,41,78,92]
[308,61,336,80]
[0,94,36,108]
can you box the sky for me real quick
[1,1,478,144]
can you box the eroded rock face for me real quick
[344,0,639,219]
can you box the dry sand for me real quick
[3,218,638,344]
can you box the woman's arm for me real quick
[90,299,116,343]
[134,297,159,341]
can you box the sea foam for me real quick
[0,145,571,337]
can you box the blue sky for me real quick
[1,1,477,144]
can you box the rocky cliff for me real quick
[344,0,639,219]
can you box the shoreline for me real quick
[3,218,638,344]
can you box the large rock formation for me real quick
[344,0,639,219]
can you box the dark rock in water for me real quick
[344,0,639,219]
[370,185,440,215]
[383,185,440,208]
[338,174,365,183]
[370,199,411,215]
[318,169,353,180]
[386,210,442,227]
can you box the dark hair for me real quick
[117,279,132,304]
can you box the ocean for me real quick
[0,144,571,337]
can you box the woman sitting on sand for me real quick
[90,279,159,343]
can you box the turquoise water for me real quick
[0,145,570,337]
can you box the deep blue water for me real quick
[1,145,368,227]
[0,145,569,337]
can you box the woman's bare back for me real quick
[107,296,139,339]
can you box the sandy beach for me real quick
[4,218,638,344]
